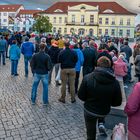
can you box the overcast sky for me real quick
[1,0,140,25]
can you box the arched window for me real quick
[70,28,74,33]
[89,29,94,36]
[78,28,85,35]
[53,27,56,33]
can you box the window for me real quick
[105,29,108,34]
[70,28,74,33]
[58,28,62,33]
[89,29,93,36]
[64,17,67,23]
[127,19,130,25]
[72,15,75,23]
[64,28,67,34]
[126,29,130,36]
[105,18,109,25]
[120,18,123,25]
[53,17,56,23]
[112,18,115,25]
[9,13,15,17]
[53,27,56,33]
[99,29,102,35]
[119,29,123,36]
[81,15,85,23]
[99,18,102,24]
[111,29,115,36]
[3,13,7,16]
[59,17,62,23]
[3,19,7,22]
[90,15,94,24]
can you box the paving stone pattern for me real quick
[0,57,123,140]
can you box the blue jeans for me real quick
[24,56,32,76]
[31,73,49,104]
[0,51,5,65]
[11,60,18,75]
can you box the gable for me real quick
[103,9,114,13]
[54,9,63,12]
[68,4,98,11]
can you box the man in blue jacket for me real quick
[0,36,7,65]
[21,37,34,77]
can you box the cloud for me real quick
[1,0,140,25]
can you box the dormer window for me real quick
[81,6,86,10]
[54,9,63,12]
[103,9,114,13]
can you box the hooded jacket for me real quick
[113,58,128,77]
[124,82,140,138]
[78,67,122,116]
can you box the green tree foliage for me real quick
[33,16,52,33]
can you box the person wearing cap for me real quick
[9,40,20,76]
[21,36,34,77]
[48,40,61,85]
[82,42,97,76]
[41,37,49,53]
[30,43,52,105]
[78,56,122,140]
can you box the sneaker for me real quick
[55,81,61,86]
[98,124,107,137]
[124,85,128,88]
[43,103,48,106]
[128,80,134,83]
[58,98,65,103]
[14,74,19,76]
[71,99,76,103]
[31,102,35,105]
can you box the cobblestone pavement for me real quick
[1,56,135,140]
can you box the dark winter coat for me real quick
[30,51,52,74]
[82,47,96,76]
[78,67,122,116]
[58,48,78,69]
[48,46,60,64]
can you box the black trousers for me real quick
[84,111,105,140]
[75,71,80,94]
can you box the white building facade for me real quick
[15,10,41,32]
[0,4,24,31]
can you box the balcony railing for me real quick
[66,22,98,26]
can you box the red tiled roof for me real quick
[45,2,136,15]
[17,10,42,16]
[18,10,42,15]
[0,4,23,12]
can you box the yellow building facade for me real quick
[41,2,136,38]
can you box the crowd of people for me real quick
[0,31,140,140]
